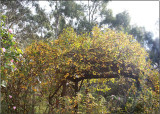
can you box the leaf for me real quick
[17,48,22,54]
[118,70,120,74]
[92,71,96,75]
[64,73,69,78]
[1,80,7,87]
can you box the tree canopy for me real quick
[23,26,159,113]
[1,0,159,113]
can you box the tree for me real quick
[24,26,159,113]
[100,10,131,31]
[148,38,160,67]
[0,0,52,48]
[48,0,84,38]
[1,0,35,45]
[76,0,110,34]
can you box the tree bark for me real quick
[61,81,66,109]
[31,88,35,114]
[74,81,78,113]
[55,0,60,39]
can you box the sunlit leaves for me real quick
[2,24,159,113]
[24,26,157,94]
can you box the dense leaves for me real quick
[1,1,159,113]
[23,26,159,113]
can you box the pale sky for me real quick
[107,1,159,39]
[39,1,159,39]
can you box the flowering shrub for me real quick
[1,15,22,82]
[1,15,24,113]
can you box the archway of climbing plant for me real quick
[24,27,159,113]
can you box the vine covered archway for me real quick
[24,27,159,113]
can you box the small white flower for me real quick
[75,75,78,78]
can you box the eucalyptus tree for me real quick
[148,38,160,68]
[0,0,52,48]
[1,1,35,45]
[76,0,110,34]
[100,10,131,32]
[48,0,85,38]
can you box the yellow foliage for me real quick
[23,26,159,98]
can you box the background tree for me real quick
[76,0,109,34]
[0,0,52,48]
[48,0,85,38]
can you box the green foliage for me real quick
[1,0,158,68]
[1,15,22,82]
[1,15,28,113]
[1,0,158,67]
[1,1,159,112]
[1,0,52,48]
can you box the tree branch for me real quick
[49,81,64,105]
[78,79,84,91]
